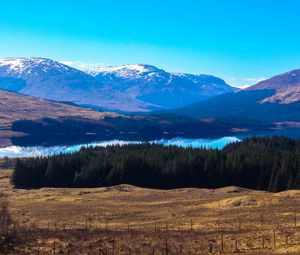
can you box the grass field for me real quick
[2,169,300,254]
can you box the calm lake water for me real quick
[0,136,240,158]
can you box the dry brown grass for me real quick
[2,169,300,254]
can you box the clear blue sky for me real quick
[1,0,300,87]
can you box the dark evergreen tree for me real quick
[11,137,300,192]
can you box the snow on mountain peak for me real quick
[0,57,74,77]
[86,64,161,78]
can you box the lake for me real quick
[0,136,240,157]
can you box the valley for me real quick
[2,2,300,255]
[0,88,272,148]
[1,57,300,150]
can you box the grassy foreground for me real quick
[2,169,300,254]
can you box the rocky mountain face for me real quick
[0,58,236,112]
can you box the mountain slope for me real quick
[87,64,237,109]
[0,58,236,112]
[0,88,272,148]
[0,88,122,146]
[0,89,119,130]
[0,58,152,112]
[175,68,300,122]
[248,68,300,104]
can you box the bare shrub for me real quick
[0,192,11,237]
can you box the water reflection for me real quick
[0,136,240,157]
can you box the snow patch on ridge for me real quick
[88,64,149,74]
[0,57,74,77]
[86,64,161,79]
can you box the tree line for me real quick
[11,136,300,192]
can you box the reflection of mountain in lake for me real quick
[0,137,241,157]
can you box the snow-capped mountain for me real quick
[0,58,236,112]
[87,64,237,109]
[0,57,146,112]
[0,57,74,77]
[0,57,101,100]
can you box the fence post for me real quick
[165,238,168,255]
[53,242,56,255]
[112,237,115,255]
[221,234,224,253]
[209,242,213,253]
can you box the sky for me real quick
[1,0,300,87]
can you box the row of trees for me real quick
[11,137,300,192]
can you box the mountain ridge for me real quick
[88,63,237,109]
[247,68,300,104]
[175,68,300,122]
[0,57,237,112]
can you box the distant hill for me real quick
[175,68,300,122]
[88,64,237,109]
[0,89,119,129]
[0,88,122,146]
[0,58,236,112]
[0,89,272,147]
[248,68,300,104]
